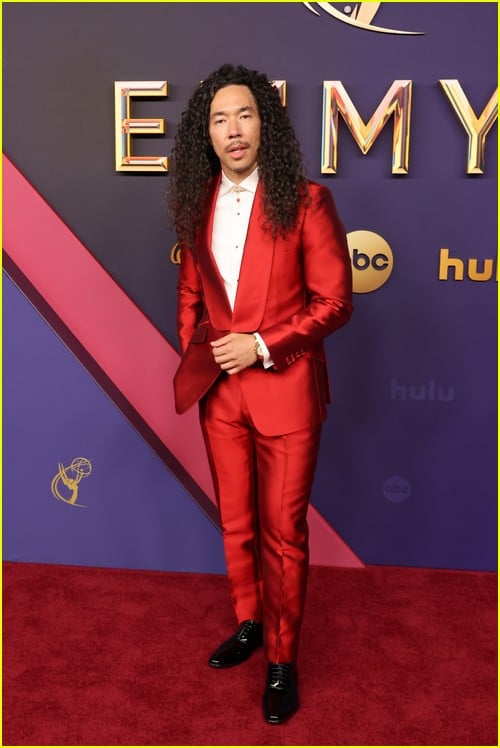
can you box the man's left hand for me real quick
[210,333,257,375]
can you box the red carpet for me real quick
[3,562,497,746]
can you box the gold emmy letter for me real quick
[115,81,168,172]
[322,80,412,174]
[440,80,498,174]
[272,81,287,106]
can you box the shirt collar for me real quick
[219,167,259,197]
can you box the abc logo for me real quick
[383,476,412,503]
[347,230,394,293]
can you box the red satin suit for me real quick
[174,176,353,663]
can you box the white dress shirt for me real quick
[211,168,273,368]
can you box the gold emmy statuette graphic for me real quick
[303,2,423,35]
[51,457,93,508]
[170,242,181,264]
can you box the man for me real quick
[169,64,352,724]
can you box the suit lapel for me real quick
[232,181,275,331]
[195,174,233,331]
[196,177,275,333]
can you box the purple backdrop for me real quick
[3,3,497,570]
[3,275,227,574]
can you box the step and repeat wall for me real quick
[3,3,497,572]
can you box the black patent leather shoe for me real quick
[208,620,263,668]
[263,662,299,724]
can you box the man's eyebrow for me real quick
[210,105,255,118]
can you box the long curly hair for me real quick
[167,64,309,248]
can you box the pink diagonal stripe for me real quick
[3,154,363,567]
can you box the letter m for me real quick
[322,80,412,174]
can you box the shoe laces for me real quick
[269,663,291,689]
[236,620,258,642]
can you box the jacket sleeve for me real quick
[259,185,353,372]
[176,245,204,355]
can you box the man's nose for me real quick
[228,119,242,137]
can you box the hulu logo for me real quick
[438,249,497,282]
[390,379,455,403]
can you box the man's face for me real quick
[208,84,261,183]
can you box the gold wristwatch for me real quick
[253,335,264,362]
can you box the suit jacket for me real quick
[173,175,353,436]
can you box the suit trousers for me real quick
[199,371,322,663]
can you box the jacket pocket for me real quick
[189,321,208,344]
